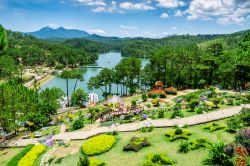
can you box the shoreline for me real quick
[29,74,55,89]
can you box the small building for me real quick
[88,92,99,103]
[155,81,164,90]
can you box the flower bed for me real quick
[203,123,226,132]
[143,153,174,166]
[7,144,34,166]
[165,87,177,95]
[123,137,151,152]
[82,135,116,155]
[165,128,191,141]
[18,144,46,166]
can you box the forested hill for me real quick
[2,31,104,67]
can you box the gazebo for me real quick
[104,95,125,105]
[88,92,99,103]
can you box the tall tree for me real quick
[0,25,8,51]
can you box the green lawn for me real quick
[0,148,22,166]
[50,120,234,166]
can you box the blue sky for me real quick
[0,0,250,37]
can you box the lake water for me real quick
[41,51,149,100]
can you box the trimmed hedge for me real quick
[89,158,105,166]
[82,135,116,155]
[165,128,191,141]
[179,138,211,153]
[203,123,226,132]
[18,144,46,166]
[123,137,151,152]
[143,153,174,166]
[7,144,35,166]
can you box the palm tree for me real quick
[71,69,84,92]
[60,70,72,107]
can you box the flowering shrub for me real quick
[148,90,166,99]
[143,153,174,166]
[165,87,177,95]
[82,135,116,155]
[165,128,191,141]
[18,144,46,166]
[203,123,226,132]
[89,158,105,166]
[152,98,160,107]
[235,129,250,154]
[240,108,250,126]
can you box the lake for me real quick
[41,51,149,101]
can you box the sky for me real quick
[0,0,250,37]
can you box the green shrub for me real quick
[7,144,34,166]
[140,126,154,132]
[240,107,250,126]
[226,116,242,132]
[170,110,184,119]
[188,99,199,111]
[72,119,84,130]
[142,93,148,102]
[226,98,234,105]
[152,99,160,107]
[178,141,189,153]
[131,100,137,106]
[194,107,204,114]
[203,123,226,132]
[148,93,159,99]
[18,144,46,166]
[89,158,105,166]
[203,141,233,166]
[211,97,221,108]
[143,153,174,166]
[178,138,211,153]
[77,154,89,166]
[165,128,191,141]
[158,109,165,118]
[123,137,151,152]
[82,135,116,155]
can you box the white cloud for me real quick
[120,30,129,35]
[89,29,105,34]
[163,32,169,35]
[92,1,117,13]
[156,0,185,8]
[48,23,59,28]
[60,0,65,4]
[175,10,183,16]
[77,0,106,6]
[120,25,137,30]
[120,2,155,10]
[171,26,177,30]
[187,0,250,25]
[160,12,169,18]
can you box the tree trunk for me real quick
[66,78,69,107]
[73,79,79,92]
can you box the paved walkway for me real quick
[2,104,249,147]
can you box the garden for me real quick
[15,106,247,166]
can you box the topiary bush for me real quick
[178,141,189,153]
[178,138,211,153]
[7,144,34,166]
[123,137,151,152]
[77,154,89,166]
[18,144,46,166]
[226,98,234,105]
[82,135,116,155]
[89,158,105,166]
[72,119,84,130]
[226,116,243,133]
[140,126,154,133]
[188,99,199,111]
[203,123,226,132]
[165,128,191,141]
[143,153,174,166]
[158,109,165,118]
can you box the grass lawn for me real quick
[0,148,22,166]
[50,119,234,166]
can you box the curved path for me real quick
[2,104,250,147]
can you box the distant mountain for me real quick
[26,27,90,39]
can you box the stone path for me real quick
[2,104,249,147]
[40,145,57,166]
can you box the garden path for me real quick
[2,104,249,147]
